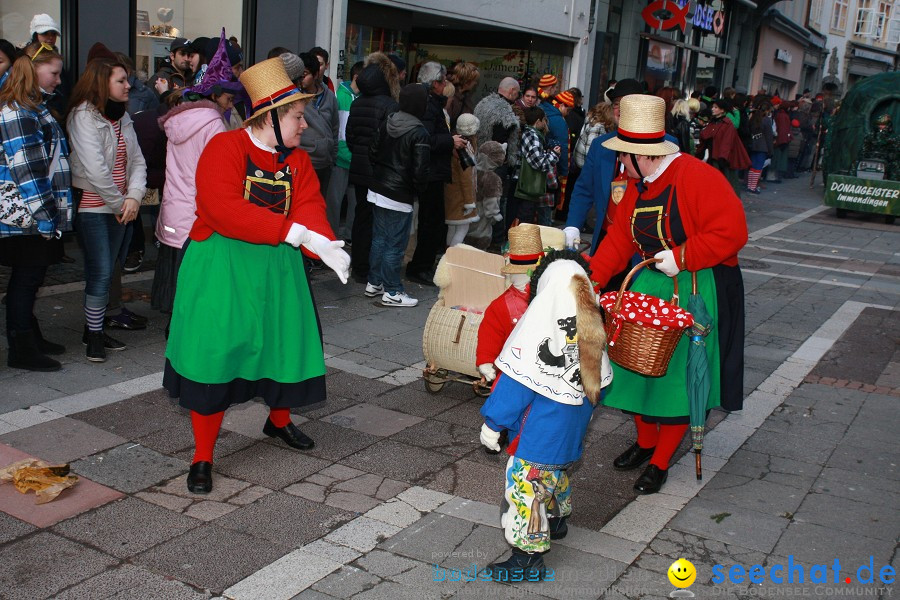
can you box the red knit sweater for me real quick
[589,154,747,287]
[190,129,334,250]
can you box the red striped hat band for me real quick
[509,251,544,265]
[617,127,666,144]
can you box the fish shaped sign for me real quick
[641,0,690,34]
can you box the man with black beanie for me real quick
[365,84,431,307]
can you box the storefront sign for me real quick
[692,2,726,36]
[775,48,793,63]
[641,1,726,37]
[642,0,690,33]
[824,175,900,216]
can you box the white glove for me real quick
[654,249,680,277]
[304,230,351,284]
[284,223,311,247]
[564,226,581,249]
[480,423,501,452]
[478,363,497,382]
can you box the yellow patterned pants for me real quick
[501,456,572,553]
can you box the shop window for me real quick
[135,1,244,82]
[408,43,565,104]
[831,0,849,33]
[643,39,679,92]
[0,1,61,48]
[854,0,876,36]
[344,24,406,79]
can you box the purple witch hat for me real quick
[186,28,243,96]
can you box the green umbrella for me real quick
[686,272,713,480]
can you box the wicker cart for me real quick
[422,246,506,396]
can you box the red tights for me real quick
[190,407,293,464]
[633,415,688,470]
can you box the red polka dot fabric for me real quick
[599,291,694,332]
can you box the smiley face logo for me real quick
[668,558,696,588]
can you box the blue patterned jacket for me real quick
[0,95,71,237]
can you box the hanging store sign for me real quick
[642,0,690,33]
[641,1,727,37]
[775,48,793,63]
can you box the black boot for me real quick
[31,316,65,355]
[482,548,546,582]
[7,329,62,372]
[82,326,127,352]
[549,516,568,540]
[84,329,106,362]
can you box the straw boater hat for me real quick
[239,57,314,119]
[601,95,679,156]
[502,224,545,274]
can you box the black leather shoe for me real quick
[549,516,568,540]
[187,461,213,494]
[263,419,315,450]
[634,464,668,494]
[613,442,655,471]
[406,270,436,286]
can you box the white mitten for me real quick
[480,423,501,452]
[564,226,581,249]
[303,231,351,284]
[284,223,311,247]
[654,249,680,277]
[478,363,497,382]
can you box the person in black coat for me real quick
[345,52,400,282]
[405,62,465,286]
[365,84,431,307]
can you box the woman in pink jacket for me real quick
[151,35,243,314]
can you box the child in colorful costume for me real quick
[163,58,350,494]
[479,249,613,581]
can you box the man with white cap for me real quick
[587,93,748,495]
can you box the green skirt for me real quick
[165,234,326,385]
[602,267,720,419]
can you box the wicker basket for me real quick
[602,258,688,377]
[422,301,483,379]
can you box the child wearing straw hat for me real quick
[476,224,542,381]
[164,57,350,495]
[588,94,747,495]
[479,249,612,582]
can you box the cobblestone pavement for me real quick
[0,177,897,599]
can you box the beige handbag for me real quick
[141,188,160,206]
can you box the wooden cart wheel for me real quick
[424,379,446,394]
[423,368,448,394]
[473,379,492,398]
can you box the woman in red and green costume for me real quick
[164,58,350,494]
[589,94,748,495]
